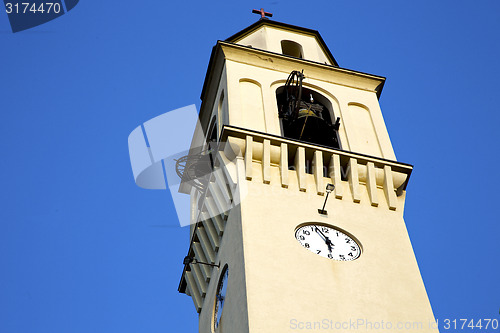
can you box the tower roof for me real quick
[225,19,339,67]
[200,18,386,102]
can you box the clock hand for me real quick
[314,226,326,240]
[315,226,333,252]
[327,236,333,252]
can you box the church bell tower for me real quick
[177,15,438,333]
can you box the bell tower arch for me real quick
[276,71,342,149]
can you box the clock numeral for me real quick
[327,253,333,259]
[322,227,329,233]
[316,250,321,254]
[345,238,351,244]
[304,243,310,248]
[348,252,353,257]
[351,246,357,251]
[303,230,310,235]
[339,254,345,260]
[336,231,339,236]
[299,235,305,240]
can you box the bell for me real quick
[297,108,318,119]
[287,111,331,144]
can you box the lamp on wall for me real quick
[183,256,220,268]
[318,183,335,215]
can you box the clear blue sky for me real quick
[1,1,499,332]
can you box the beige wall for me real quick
[240,164,435,332]
[198,204,250,333]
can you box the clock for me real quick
[295,223,361,261]
[214,265,229,330]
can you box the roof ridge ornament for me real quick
[252,8,273,19]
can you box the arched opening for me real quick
[206,116,218,145]
[205,116,218,170]
[276,72,341,148]
[281,40,303,58]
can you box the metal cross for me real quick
[252,8,273,19]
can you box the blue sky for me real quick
[1,1,499,332]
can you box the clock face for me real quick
[214,265,228,330]
[295,224,361,261]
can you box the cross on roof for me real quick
[252,8,273,19]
